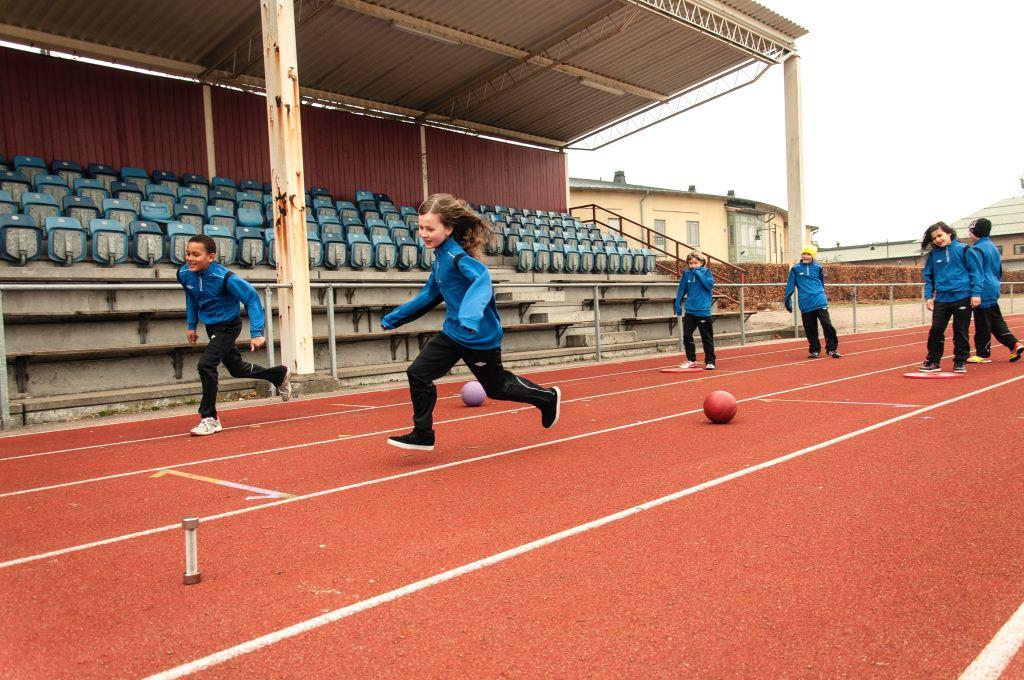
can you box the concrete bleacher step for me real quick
[528,310,597,323]
[564,329,637,347]
[494,289,566,303]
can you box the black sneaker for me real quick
[1011,343,1024,363]
[387,430,435,451]
[919,361,941,372]
[827,350,842,359]
[808,351,820,359]
[953,362,967,374]
[540,386,561,428]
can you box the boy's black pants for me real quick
[683,313,715,364]
[801,308,838,354]
[198,319,286,419]
[406,332,553,433]
[972,303,1019,357]
[927,298,972,363]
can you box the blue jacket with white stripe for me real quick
[923,240,983,303]
[177,262,267,336]
[673,266,715,316]
[971,236,1003,307]
[785,260,828,313]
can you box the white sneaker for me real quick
[704,363,716,370]
[679,361,699,369]
[278,366,292,402]
[190,417,222,436]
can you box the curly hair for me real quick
[418,193,492,259]
[921,221,955,251]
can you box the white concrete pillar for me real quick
[202,84,216,178]
[784,54,805,264]
[261,0,314,374]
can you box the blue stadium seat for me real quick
[264,229,277,268]
[44,216,87,265]
[110,181,143,212]
[119,166,150,189]
[389,225,412,242]
[370,234,397,270]
[393,233,418,270]
[378,200,396,213]
[183,173,209,198]
[578,245,594,273]
[417,237,435,270]
[89,218,128,266]
[346,233,371,269]
[173,204,204,231]
[239,178,262,194]
[74,178,109,206]
[235,226,265,267]
[316,204,338,222]
[630,249,645,274]
[0,214,43,264]
[549,243,565,272]
[202,224,236,264]
[317,217,343,239]
[642,248,657,274]
[33,174,70,202]
[13,155,46,181]
[335,200,357,212]
[102,198,138,230]
[237,208,264,229]
[176,186,207,211]
[515,242,535,272]
[21,192,60,223]
[322,232,347,270]
[0,154,5,171]
[145,183,176,210]
[372,192,391,203]
[404,213,419,229]
[305,221,320,241]
[152,170,180,192]
[51,159,84,185]
[365,217,388,238]
[605,247,621,274]
[563,245,580,274]
[210,188,236,212]
[618,246,633,274]
[167,222,198,264]
[593,247,608,273]
[399,205,417,217]
[310,186,332,200]
[307,234,324,269]
[503,225,522,257]
[130,220,166,266]
[140,201,172,224]
[485,226,505,256]
[356,199,377,215]
[342,217,366,238]
[236,191,262,212]
[87,163,118,192]
[354,189,374,203]
[0,170,31,202]
[62,195,100,225]
[210,176,237,199]
[0,190,16,217]
[205,205,236,231]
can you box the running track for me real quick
[1,320,1023,678]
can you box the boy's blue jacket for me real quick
[923,240,983,302]
[673,266,714,316]
[381,237,502,350]
[177,262,267,336]
[971,236,1003,307]
[785,260,828,313]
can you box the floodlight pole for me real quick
[783,54,805,263]
[261,0,314,374]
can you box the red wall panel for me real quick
[425,128,567,213]
[0,48,206,175]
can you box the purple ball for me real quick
[461,380,487,407]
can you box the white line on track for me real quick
[0,355,927,569]
[759,398,920,408]
[0,339,924,499]
[0,326,931,453]
[960,597,1024,680]
[143,371,1024,680]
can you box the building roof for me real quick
[569,174,787,216]
[0,0,806,149]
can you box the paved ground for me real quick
[748,300,935,334]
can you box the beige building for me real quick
[569,171,806,265]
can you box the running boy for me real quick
[919,222,983,373]
[784,244,841,359]
[178,235,291,436]
[380,194,560,452]
[673,250,716,370]
[966,218,1024,363]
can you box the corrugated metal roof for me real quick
[0,0,806,147]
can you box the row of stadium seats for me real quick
[0,213,654,274]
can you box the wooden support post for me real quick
[261,0,314,373]
[202,84,216,178]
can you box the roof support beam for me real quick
[332,0,666,101]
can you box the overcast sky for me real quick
[566,0,1024,248]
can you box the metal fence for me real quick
[1,281,1019,429]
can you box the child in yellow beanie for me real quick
[784,244,841,359]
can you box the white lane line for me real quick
[0,340,923,499]
[145,371,1024,680]
[760,398,920,408]
[0,325,932,450]
[960,598,1024,680]
[0,356,925,569]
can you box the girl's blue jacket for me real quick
[971,236,1003,307]
[673,266,714,316]
[177,262,266,336]
[785,260,828,313]
[381,237,502,349]
[923,240,982,303]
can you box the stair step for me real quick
[495,290,566,303]
[528,310,596,323]
[565,330,637,347]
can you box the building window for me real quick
[608,217,620,234]
[996,245,1003,254]
[1014,244,1024,255]
[687,220,700,247]
[653,219,666,247]
[727,211,765,263]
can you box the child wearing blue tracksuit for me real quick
[381,194,560,452]
[673,251,716,369]
[920,222,983,373]
[966,218,1024,363]
[178,235,291,436]
[784,244,841,359]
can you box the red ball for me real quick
[703,390,737,424]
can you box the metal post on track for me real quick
[792,290,800,339]
[326,284,337,380]
[851,285,857,334]
[889,285,895,328]
[182,517,201,585]
[738,284,746,346]
[0,290,11,430]
[592,285,602,361]
[264,285,277,396]
[921,286,927,324]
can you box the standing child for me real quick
[673,250,716,370]
[380,194,560,452]
[966,218,1024,363]
[784,244,841,359]
[919,222,982,373]
[178,235,292,436]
